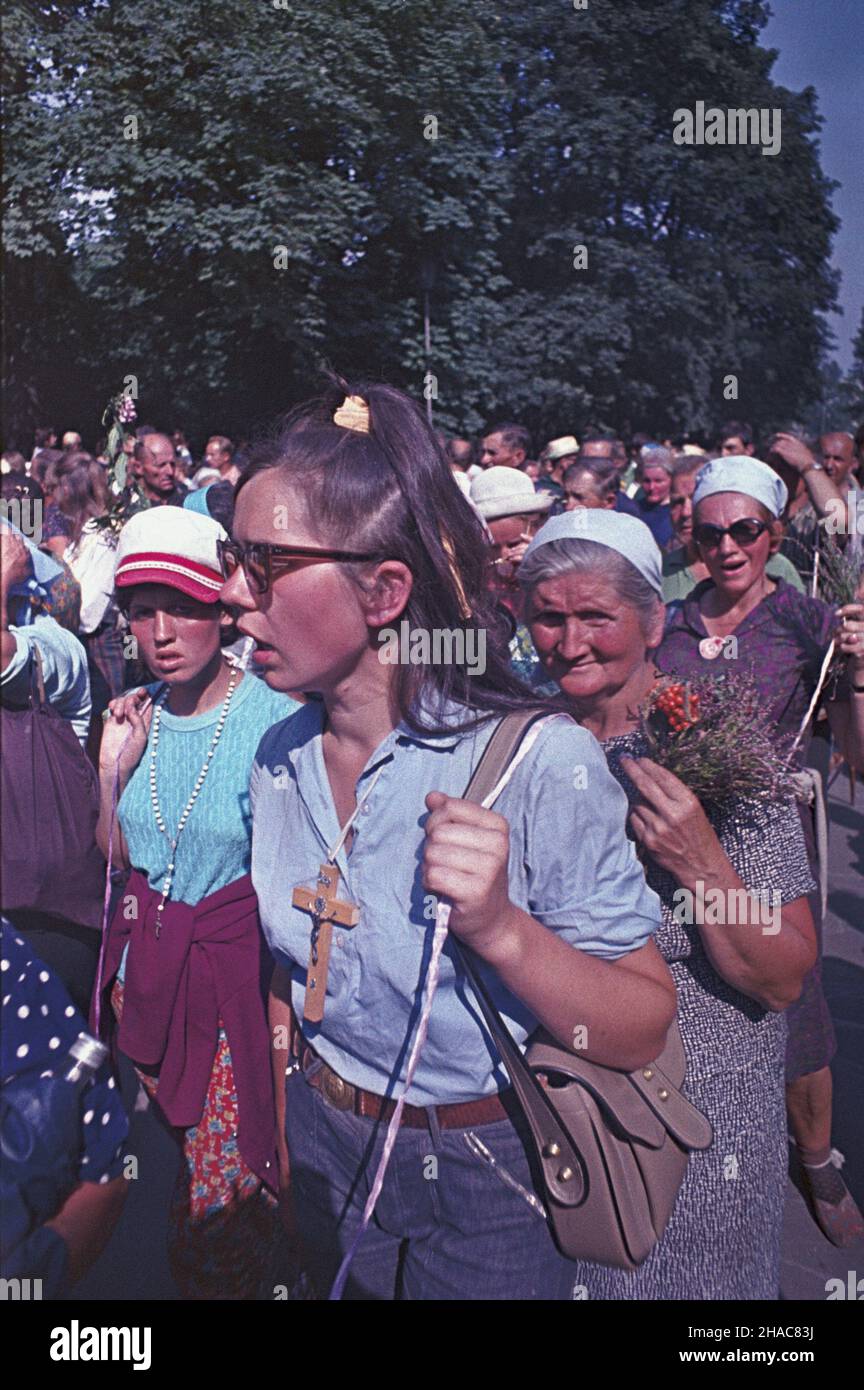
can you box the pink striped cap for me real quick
[114,507,227,603]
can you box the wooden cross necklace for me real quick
[291,763,386,1023]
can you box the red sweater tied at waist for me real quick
[91,869,277,1191]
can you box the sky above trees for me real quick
[763,0,863,372]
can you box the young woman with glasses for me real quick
[218,378,676,1301]
[93,507,299,1298]
[658,455,864,1249]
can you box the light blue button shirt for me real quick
[250,698,662,1105]
[1,615,91,745]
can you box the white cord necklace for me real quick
[148,664,240,936]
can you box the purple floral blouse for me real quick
[658,579,838,750]
[40,503,73,542]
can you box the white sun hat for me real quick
[470,466,556,522]
[543,435,580,462]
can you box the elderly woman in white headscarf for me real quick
[518,509,817,1299]
[657,454,864,1248]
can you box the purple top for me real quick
[92,869,277,1190]
[41,504,73,542]
[658,579,836,751]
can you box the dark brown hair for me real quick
[236,378,564,733]
[718,419,753,448]
[51,454,107,545]
[486,422,531,457]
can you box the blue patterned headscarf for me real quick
[0,517,65,626]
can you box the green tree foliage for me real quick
[847,309,864,419]
[799,357,858,440]
[2,0,842,451]
[489,0,839,443]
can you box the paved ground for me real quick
[779,771,864,1300]
[72,777,864,1303]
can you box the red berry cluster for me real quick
[655,683,700,733]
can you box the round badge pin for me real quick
[699,636,725,660]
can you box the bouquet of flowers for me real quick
[816,536,863,608]
[639,672,797,806]
[93,388,148,536]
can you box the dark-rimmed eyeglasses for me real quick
[692,519,770,550]
[217,539,378,595]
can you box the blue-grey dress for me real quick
[569,731,815,1300]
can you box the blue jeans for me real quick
[285,1059,578,1300]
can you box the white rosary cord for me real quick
[325,763,387,865]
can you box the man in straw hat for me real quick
[470,466,554,623]
[536,435,579,505]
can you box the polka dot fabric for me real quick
[1,923,128,1184]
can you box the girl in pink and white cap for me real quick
[93,506,299,1298]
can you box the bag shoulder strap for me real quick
[452,708,587,1206]
[451,707,706,1200]
[30,643,47,709]
[461,708,559,805]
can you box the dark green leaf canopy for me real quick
[2,0,841,452]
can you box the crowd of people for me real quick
[1,386,862,1301]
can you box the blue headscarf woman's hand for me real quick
[0,518,64,626]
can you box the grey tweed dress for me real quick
[569,731,816,1301]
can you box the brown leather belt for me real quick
[299,1044,509,1130]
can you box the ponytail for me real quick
[236,376,565,731]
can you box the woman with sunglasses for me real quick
[220,380,675,1301]
[662,453,805,603]
[658,455,864,1249]
[93,507,299,1298]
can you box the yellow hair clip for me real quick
[441,532,472,621]
[333,395,370,433]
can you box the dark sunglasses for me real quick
[217,539,378,595]
[693,518,770,549]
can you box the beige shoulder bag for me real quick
[456,710,713,1270]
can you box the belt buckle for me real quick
[322,1065,355,1112]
